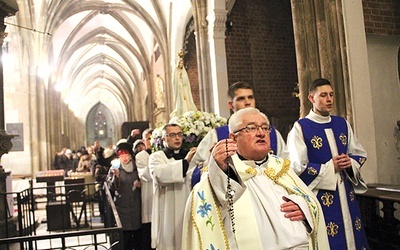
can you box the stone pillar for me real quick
[0,0,19,152]
[291,0,320,118]
[0,0,18,232]
[191,0,211,112]
[291,0,350,119]
[206,0,230,118]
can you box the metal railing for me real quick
[0,181,123,250]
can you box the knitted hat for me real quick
[115,141,133,156]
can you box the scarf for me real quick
[120,161,134,173]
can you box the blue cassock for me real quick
[298,116,368,250]
[191,125,279,187]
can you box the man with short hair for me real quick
[149,124,197,250]
[190,81,288,186]
[141,128,154,149]
[183,108,329,249]
[287,78,369,249]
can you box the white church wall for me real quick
[367,35,400,185]
[2,15,35,177]
[342,0,379,185]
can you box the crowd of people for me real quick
[52,142,116,177]
[54,78,369,250]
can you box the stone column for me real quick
[0,0,18,232]
[291,0,320,118]
[0,0,18,168]
[206,0,230,118]
[0,0,19,157]
[291,0,350,119]
[191,0,211,112]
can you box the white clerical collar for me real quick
[173,149,180,154]
[307,109,331,124]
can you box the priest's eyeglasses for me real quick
[165,132,184,138]
[234,124,272,134]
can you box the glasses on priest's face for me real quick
[164,132,184,138]
[234,124,272,134]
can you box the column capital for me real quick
[207,9,228,39]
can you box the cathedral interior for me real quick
[0,0,398,184]
[0,0,399,248]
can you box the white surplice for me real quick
[149,150,195,250]
[135,150,153,223]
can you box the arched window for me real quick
[94,109,107,139]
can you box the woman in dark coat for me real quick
[107,141,142,250]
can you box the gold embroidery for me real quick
[266,167,275,176]
[264,159,290,182]
[245,167,257,175]
[349,191,355,202]
[339,133,347,146]
[201,166,209,173]
[321,192,334,207]
[307,167,317,175]
[311,135,323,149]
[327,222,339,237]
[239,158,290,182]
[355,217,362,231]
[190,189,202,248]
[359,157,366,165]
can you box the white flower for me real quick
[152,111,227,151]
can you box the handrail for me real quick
[104,182,123,229]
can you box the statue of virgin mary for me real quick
[170,50,197,117]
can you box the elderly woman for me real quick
[107,141,142,250]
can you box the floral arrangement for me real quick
[150,127,164,152]
[151,111,227,152]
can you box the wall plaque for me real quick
[6,123,24,151]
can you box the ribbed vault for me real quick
[35,0,192,129]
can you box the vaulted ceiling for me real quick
[52,1,192,121]
[5,0,193,125]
